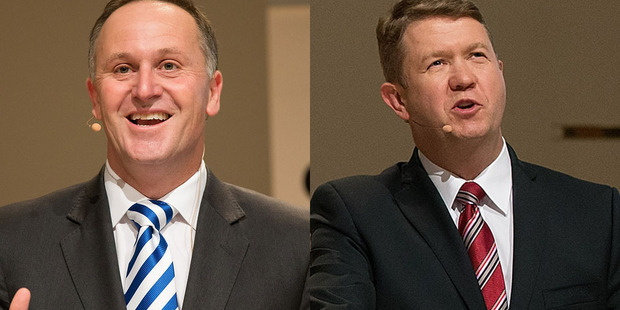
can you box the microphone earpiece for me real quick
[87,117,102,132]
[91,123,102,132]
[408,116,453,134]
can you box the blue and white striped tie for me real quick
[125,200,179,310]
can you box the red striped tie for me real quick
[457,182,507,310]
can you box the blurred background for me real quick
[311,0,620,191]
[0,0,310,207]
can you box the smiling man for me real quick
[0,0,308,309]
[307,0,620,309]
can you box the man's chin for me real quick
[118,148,173,166]
[445,127,485,141]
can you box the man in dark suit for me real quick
[307,0,620,308]
[0,0,308,309]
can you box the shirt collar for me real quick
[419,138,512,215]
[105,160,207,230]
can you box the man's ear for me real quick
[206,70,223,117]
[380,82,410,121]
[86,78,102,120]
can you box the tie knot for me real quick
[127,200,176,231]
[456,182,486,206]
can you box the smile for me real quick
[128,112,171,126]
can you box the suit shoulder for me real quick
[0,178,95,231]
[519,160,617,199]
[313,163,404,213]
[224,182,308,226]
[316,163,403,198]
[523,160,611,188]
[0,181,90,220]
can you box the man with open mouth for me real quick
[307,0,620,309]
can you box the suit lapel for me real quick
[183,170,249,310]
[393,150,486,309]
[59,171,126,309]
[506,146,549,309]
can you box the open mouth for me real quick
[455,100,477,110]
[128,112,171,126]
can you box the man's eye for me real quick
[427,60,443,69]
[472,52,486,58]
[162,62,177,70]
[115,66,131,74]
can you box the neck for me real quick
[416,133,503,180]
[108,148,203,199]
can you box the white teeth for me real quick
[130,112,170,121]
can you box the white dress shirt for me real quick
[419,139,514,304]
[104,160,207,309]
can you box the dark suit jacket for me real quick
[308,146,620,309]
[0,168,309,309]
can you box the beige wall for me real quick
[267,5,311,206]
[0,0,283,206]
[310,0,620,191]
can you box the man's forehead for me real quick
[100,1,196,36]
[96,2,200,53]
[109,1,186,19]
[405,16,488,40]
[402,17,492,53]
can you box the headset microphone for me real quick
[91,123,102,132]
[381,84,453,134]
[408,117,453,134]
[87,117,102,132]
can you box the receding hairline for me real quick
[88,0,217,81]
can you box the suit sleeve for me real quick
[608,187,620,307]
[307,182,375,309]
[0,261,9,310]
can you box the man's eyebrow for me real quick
[419,42,491,63]
[103,52,131,67]
[418,49,451,67]
[466,42,490,52]
[158,47,182,56]
[156,47,190,63]
[102,48,184,66]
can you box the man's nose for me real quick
[132,67,163,104]
[448,62,476,91]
